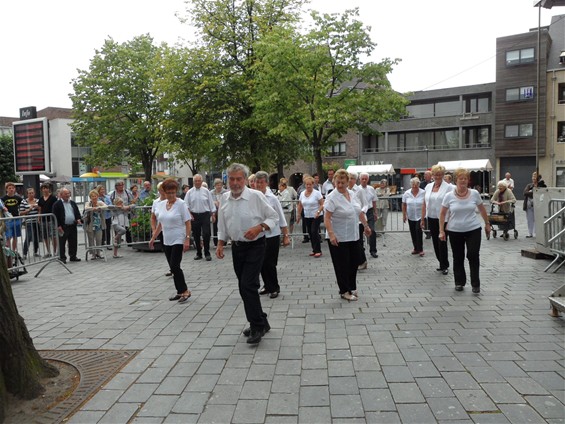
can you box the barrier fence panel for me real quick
[1,213,70,278]
[544,199,565,273]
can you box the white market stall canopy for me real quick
[346,164,395,175]
[437,159,493,172]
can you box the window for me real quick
[506,86,534,101]
[362,134,378,153]
[506,48,535,66]
[559,83,565,104]
[464,126,491,148]
[434,99,461,117]
[329,142,346,156]
[434,129,459,149]
[558,122,565,143]
[505,124,533,138]
[405,103,434,118]
[465,94,491,113]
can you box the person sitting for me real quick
[490,181,516,214]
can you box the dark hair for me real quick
[161,178,179,191]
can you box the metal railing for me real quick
[543,198,565,273]
[1,213,70,278]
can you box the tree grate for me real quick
[36,349,138,424]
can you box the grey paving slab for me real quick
[10,214,564,423]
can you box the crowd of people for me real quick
[0,167,549,343]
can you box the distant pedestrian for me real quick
[402,177,425,256]
[523,171,547,238]
[296,176,324,258]
[52,188,82,264]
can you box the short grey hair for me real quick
[498,180,508,189]
[410,177,421,186]
[227,163,249,179]
[359,172,369,179]
[255,171,269,182]
[349,171,358,179]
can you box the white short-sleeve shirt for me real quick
[402,188,425,221]
[155,198,192,245]
[299,190,323,218]
[442,190,483,233]
[324,189,361,242]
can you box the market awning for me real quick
[99,172,129,178]
[346,164,395,175]
[437,159,493,172]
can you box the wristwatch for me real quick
[260,223,268,232]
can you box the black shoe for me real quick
[246,328,267,344]
[69,257,81,262]
[455,285,464,291]
[243,322,271,337]
[472,287,480,294]
[442,269,448,275]
[165,271,173,277]
[60,259,67,264]
[302,239,310,243]
[259,287,269,295]
[169,294,182,301]
[270,292,279,299]
[194,255,203,260]
[205,255,212,261]
[370,252,378,258]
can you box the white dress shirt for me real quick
[155,199,192,245]
[402,188,425,221]
[299,190,323,218]
[358,184,377,210]
[217,187,279,242]
[263,189,287,238]
[424,181,454,219]
[184,187,216,213]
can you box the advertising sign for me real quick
[13,117,50,174]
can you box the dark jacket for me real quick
[52,199,82,227]
[523,180,547,211]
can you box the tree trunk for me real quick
[313,143,324,179]
[0,248,58,422]
[143,160,153,183]
[277,162,285,180]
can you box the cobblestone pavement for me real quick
[11,210,564,423]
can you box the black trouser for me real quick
[59,224,78,261]
[23,221,41,256]
[163,244,188,294]
[232,237,269,331]
[103,217,112,245]
[408,219,423,252]
[366,208,377,254]
[427,217,449,270]
[304,216,322,254]
[327,240,360,294]
[357,223,367,264]
[192,212,211,257]
[448,228,482,287]
[212,220,219,246]
[261,235,280,293]
[301,209,308,240]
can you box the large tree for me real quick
[253,9,408,176]
[0,249,58,422]
[181,0,307,172]
[0,134,17,189]
[70,35,170,181]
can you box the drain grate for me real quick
[38,349,138,424]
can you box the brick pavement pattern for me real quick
[11,211,564,423]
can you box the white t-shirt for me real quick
[442,190,483,233]
[323,189,362,242]
[299,190,323,218]
[155,198,192,245]
[402,188,425,221]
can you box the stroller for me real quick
[488,204,517,241]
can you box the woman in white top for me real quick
[402,177,426,256]
[296,176,324,257]
[149,179,193,303]
[439,168,491,294]
[375,179,391,231]
[324,169,371,301]
[421,164,454,275]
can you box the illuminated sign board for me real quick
[12,117,50,174]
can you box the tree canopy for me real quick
[70,35,170,181]
[0,134,18,187]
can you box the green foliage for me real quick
[253,8,409,176]
[70,35,170,181]
[0,134,17,187]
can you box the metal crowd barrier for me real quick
[543,198,565,273]
[1,213,70,279]
[81,205,159,261]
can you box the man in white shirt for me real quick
[321,169,335,197]
[216,163,279,344]
[255,171,290,299]
[185,174,217,261]
[348,172,368,269]
[499,172,515,191]
[359,172,378,258]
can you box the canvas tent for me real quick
[346,164,395,175]
[437,159,493,172]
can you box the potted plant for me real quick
[129,195,162,251]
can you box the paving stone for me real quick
[443,372,481,390]
[197,404,235,423]
[427,397,468,421]
[396,403,436,423]
[481,382,525,404]
[359,388,396,411]
[299,386,330,407]
[271,375,301,394]
[454,389,498,412]
[497,403,546,423]
[240,381,271,400]
[524,395,565,419]
[267,392,299,415]
[365,411,401,423]
[99,402,140,424]
[416,377,454,398]
[120,383,158,403]
[329,394,364,418]
[138,395,179,417]
[382,365,415,382]
[298,406,331,424]
[232,399,267,423]
[506,377,550,395]
[300,369,329,386]
[389,382,425,403]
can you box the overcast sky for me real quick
[1,0,562,117]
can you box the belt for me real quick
[233,236,265,247]
[192,211,211,215]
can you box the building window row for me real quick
[362,126,491,153]
[506,48,535,66]
[405,95,491,119]
[328,141,346,156]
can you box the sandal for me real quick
[113,255,123,258]
[169,293,182,301]
[178,292,192,303]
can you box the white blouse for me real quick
[442,190,483,233]
[299,190,323,218]
[424,181,454,219]
[402,188,425,221]
[155,199,192,246]
[324,189,362,242]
